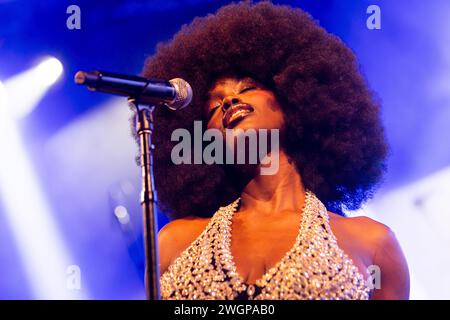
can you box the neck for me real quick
[239,150,306,215]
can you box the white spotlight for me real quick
[0,80,87,299]
[0,81,6,106]
[36,57,64,86]
[4,56,64,118]
[114,205,131,225]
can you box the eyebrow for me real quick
[209,78,257,99]
[240,78,257,85]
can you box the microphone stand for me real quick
[129,98,160,300]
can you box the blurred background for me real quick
[0,0,449,299]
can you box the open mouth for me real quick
[222,103,254,128]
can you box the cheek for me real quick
[206,113,223,130]
[265,112,285,130]
[257,96,285,129]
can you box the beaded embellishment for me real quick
[160,191,371,300]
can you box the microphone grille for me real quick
[168,78,193,110]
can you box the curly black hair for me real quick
[132,1,387,218]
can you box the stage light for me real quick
[0,81,87,299]
[114,205,131,225]
[35,57,64,86]
[4,56,63,119]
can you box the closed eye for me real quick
[239,86,257,94]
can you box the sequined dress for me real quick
[160,191,371,300]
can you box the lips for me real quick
[222,103,254,128]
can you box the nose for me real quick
[221,95,241,112]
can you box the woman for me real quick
[133,1,409,299]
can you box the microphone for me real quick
[74,70,193,110]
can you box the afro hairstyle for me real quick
[131,1,388,218]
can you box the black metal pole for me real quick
[130,98,160,300]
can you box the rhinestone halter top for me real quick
[160,191,371,300]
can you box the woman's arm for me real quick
[371,228,410,300]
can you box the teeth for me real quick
[229,109,250,122]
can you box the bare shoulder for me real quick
[328,212,393,254]
[328,212,410,299]
[158,216,210,274]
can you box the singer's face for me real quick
[205,77,285,132]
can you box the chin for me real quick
[231,124,279,132]
[224,119,266,132]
